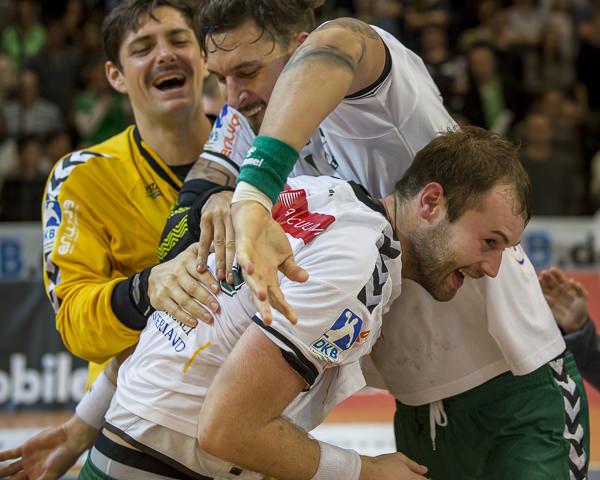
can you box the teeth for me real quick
[244,105,263,117]
[154,74,184,86]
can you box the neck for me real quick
[135,108,211,167]
[381,193,412,277]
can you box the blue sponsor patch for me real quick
[215,104,229,129]
[43,200,62,254]
[311,309,363,361]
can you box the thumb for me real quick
[279,257,309,283]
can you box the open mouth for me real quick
[242,103,264,118]
[153,74,186,91]
[453,269,465,288]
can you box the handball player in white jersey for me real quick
[195,2,589,478]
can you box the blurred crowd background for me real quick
[0,0,599,221]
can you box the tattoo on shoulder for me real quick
[186,158,236,187]
[315,18,380,42]
[283,18,380,74]
[283,41,357,74]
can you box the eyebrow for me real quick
[492,230,510,246]
[232,60,261,71]
[128,28,192,47]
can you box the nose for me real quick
[481,250,503,278]
[225,77,247,109]
[156,40,176,64]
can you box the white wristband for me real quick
[311,441,361,480]
[75,371,116,429]
[232,181,273,212]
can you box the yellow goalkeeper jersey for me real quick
[42,126,183,385]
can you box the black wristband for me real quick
[178,179,233,207]
[111,267,155,330]
[178,179,234,239]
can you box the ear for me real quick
[201,53,209,79]
[105,61,127,94]
[293,31,310,49]
[417,182,447,225]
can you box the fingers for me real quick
[162,298,205,326]
[279,257,309,284]
[213,219,227,281]
[197,217,214,273]
[269,285,297,325]
[0,447,22,462]
[225,215,236,285]
[570,279,589,300]
[404,457,428,475]
[0,459,23,477]
[548,267,568,285]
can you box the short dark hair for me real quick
[396,126,531,223]
[198,0,324,53]
[102,0,197,68]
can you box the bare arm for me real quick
[197,324,428,479]
[259,18,387,150]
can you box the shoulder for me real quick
[284,179,400,294]
[45,127,134,200]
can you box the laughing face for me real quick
[106,6,206,123]
[404,185,525,302]
[206,19,305,133]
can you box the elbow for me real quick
[56,321,113,364]
[197,407,245,461]
[197,418,238,460]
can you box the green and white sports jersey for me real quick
[108,175,402,478]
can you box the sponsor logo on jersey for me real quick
[145,183,161,199]
[221,111,241,158]
[57,200,79,255]
[43,200,62,255]
[311,309,363,361]
[508,245,526,265]
[354,330,371,346]
[207,104,243,158]
[272,189,336,244]
[152,312,187,352]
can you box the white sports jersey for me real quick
[202,23,564,405]
[108,175,402,478]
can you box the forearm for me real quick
[206,414,320,479]
[55,279,141,363]
[565,318,600,390]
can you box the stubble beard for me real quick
[405,218,458,302]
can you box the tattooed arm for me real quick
[185,156,237,186]
[260,18,386,150]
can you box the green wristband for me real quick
[238,135,299,204]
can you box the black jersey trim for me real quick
[133,127,182,191]
[202,149,241,173]
[345,41,392,100]
[252,315,319,386]
[348,181,387,216]
[97,427,214,479]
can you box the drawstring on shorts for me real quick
[429,400,448,451]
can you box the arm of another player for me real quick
[197,324,428,480]
[232,18,387,323]
[0,348,133,480]
[540,268,600,391]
